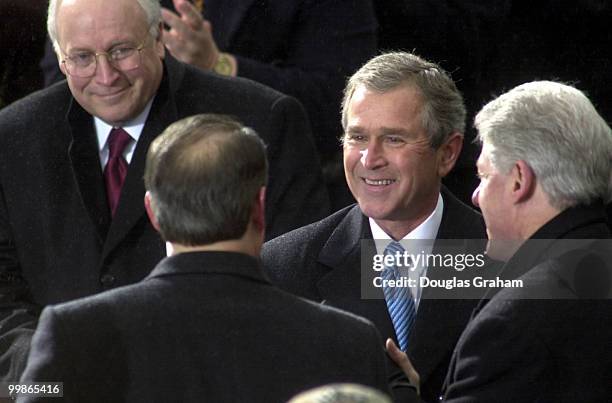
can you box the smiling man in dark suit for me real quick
[0,0,328,381]
[18,114,389,403]
[262,52,487,401]
[41,0,378,182]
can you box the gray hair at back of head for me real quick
[144,113,268,246]
[47,0,161,54]
[475,80,612,209]
[341,51,466,149]
[288,383,391,403]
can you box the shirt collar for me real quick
[94,98,154,152]
[369,193,444,255]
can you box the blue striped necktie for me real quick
[382,241,416,351]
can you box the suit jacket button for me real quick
[100,274,116,287]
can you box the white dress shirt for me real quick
[94,99,154,170]
[369,193,444,309]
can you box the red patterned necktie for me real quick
[104,127,132,217]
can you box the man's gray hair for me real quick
[341,52,466,149]
[475,81,612,210]
[47,0,161,54]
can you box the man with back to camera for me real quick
[262,52,488,402]
[0,0,329,380]
[17,114,389,403]
[392,81,612,402]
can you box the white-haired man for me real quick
[0,0,328,380]
[394,81,612,401]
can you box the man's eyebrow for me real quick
[66,40,135,54]
[107,39,136,48]
[65,46,93,53]
[345,126,365,134]
[345,129,416,144]
[378,127,417,138]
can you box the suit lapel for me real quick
[101,63,179,260]
[316,206,397,342]
[206,0,257,50]
[409,299,478,383]
[67,100,111,242]
[408,189,485,383]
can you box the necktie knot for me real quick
[383,241,405,276]
[108,128,132,159]
[385,241,405,256]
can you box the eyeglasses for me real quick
[61,37,149,78]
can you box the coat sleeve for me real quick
[263,95,330,240]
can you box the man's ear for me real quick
[510,160,536,203]
[251,187,266,234]
[436,132,463,178]
[144,191,161,232]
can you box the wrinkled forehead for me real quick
[57,0,145,14]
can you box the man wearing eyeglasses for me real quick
[0,0,328,381]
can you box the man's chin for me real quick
[357,202,391,221]
[93,106,138,127]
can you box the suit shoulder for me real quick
[175,63,309,144]
[285,290,381,340]
[45,281,147,323]
[178,63,290,106]
[523,242,612,299]
[261,205,360,294]
[262,205,357,263]
[0,81,70,128]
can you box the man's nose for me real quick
[360,141,386,170]
[94,54,121,85]
[471,185,481,208]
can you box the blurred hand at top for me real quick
[161,0,220,70]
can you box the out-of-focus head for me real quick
[341,52,465,238]
[472,81,612,259]
[144,114,268,246]
[288,383,392,403]
[47,0,164,126]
